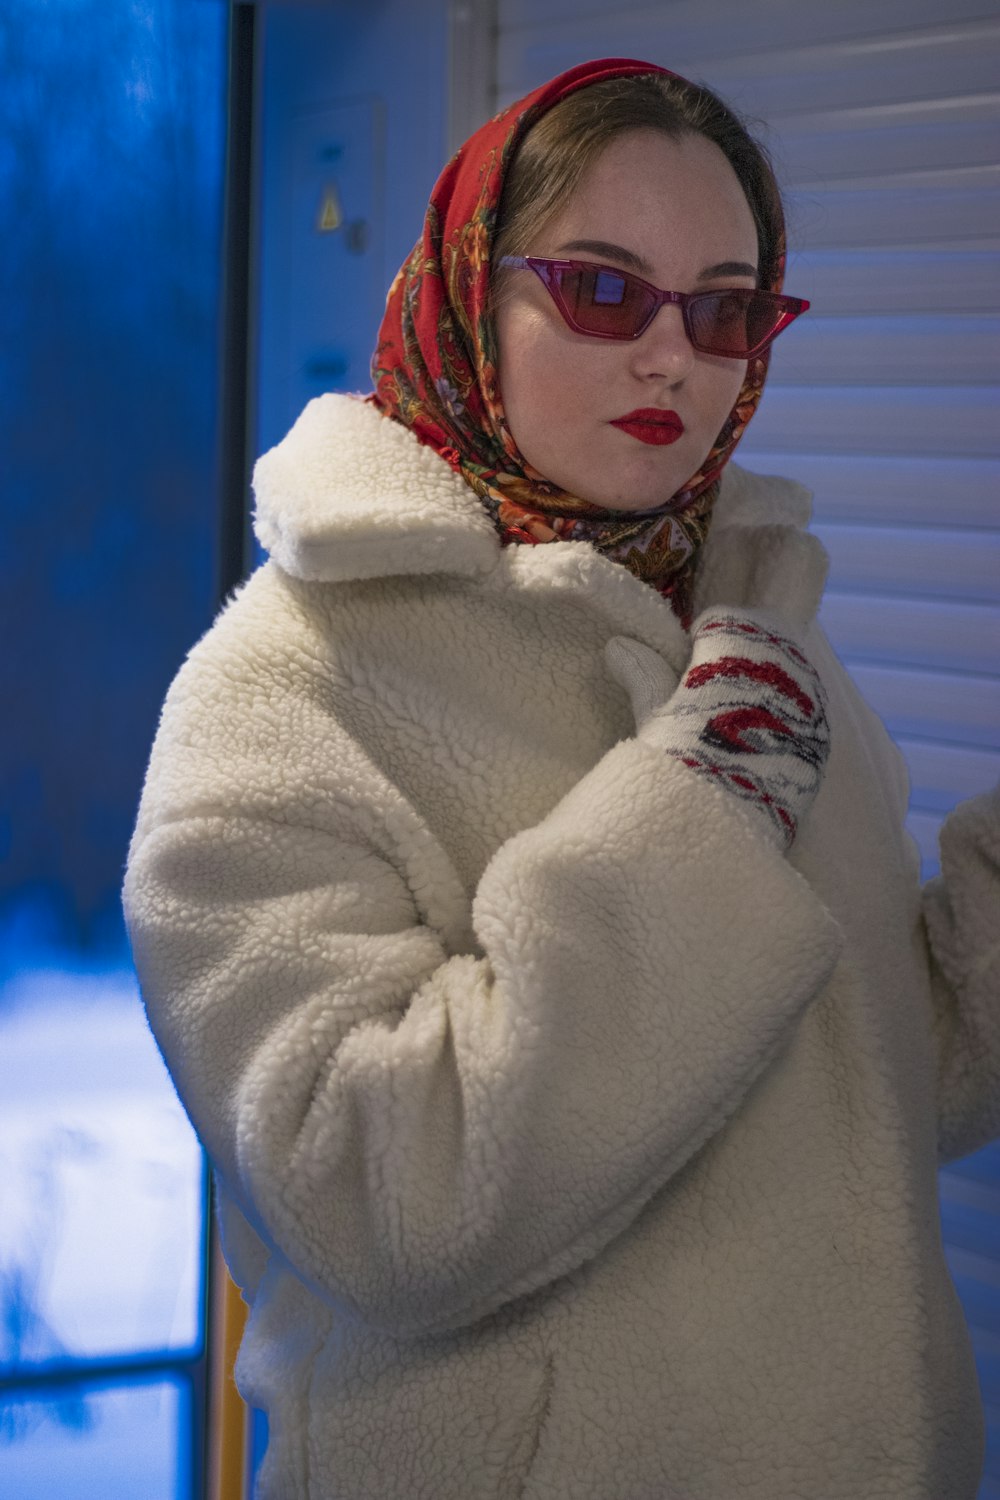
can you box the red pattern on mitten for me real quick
[617,611,830,848]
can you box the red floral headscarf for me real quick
[370,57,785,626]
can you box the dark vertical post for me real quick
[201,11,257,1494]
[216,2,257,607]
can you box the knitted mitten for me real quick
[605,610,830,848]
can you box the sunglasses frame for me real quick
[497,255,809,358]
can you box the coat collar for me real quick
[253,394,499,582]
[253,393,827,662]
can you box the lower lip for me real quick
[610,420,684,446]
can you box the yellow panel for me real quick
[207,1225,250,1500]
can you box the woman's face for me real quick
[495,129,760,511]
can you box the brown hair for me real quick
[491,73,784,294]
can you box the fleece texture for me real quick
[124,394,1000,1499]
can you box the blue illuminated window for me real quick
[0,0,227,1491]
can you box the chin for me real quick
[605,472,689,514]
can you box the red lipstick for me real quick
[610,408,684,446]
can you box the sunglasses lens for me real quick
[689,291,786,356]
[529,260,803,353]
[555,265,653,337]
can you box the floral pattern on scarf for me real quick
[370,57,786,626]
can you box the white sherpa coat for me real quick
[124,394,1000,1500]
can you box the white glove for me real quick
[606,609,830,849]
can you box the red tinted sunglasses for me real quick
[498,256,809,358]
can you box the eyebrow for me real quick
[555,239,758,282]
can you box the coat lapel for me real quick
[691,462,829,631]
[495,462,828,667]
[252,394,498,583]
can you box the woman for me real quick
[124,57,998,1499]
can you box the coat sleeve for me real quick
[124,590,842,1341]
[924,783,1000,1165]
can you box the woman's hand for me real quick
[605,609,831,848]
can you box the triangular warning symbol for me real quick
[317,183,343,233]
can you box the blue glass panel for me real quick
[0,944,205,1374]
[0,1374,192,1500]
[0,0,226,944]
[0,12,227,1494]
[1,0,225,1488]
[251,1406,270,1479]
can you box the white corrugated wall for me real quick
[489,1,1000,1492]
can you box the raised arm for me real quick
[124,586,841,1341]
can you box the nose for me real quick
[630,303,695,384]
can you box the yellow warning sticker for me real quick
[317,184,343,233]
